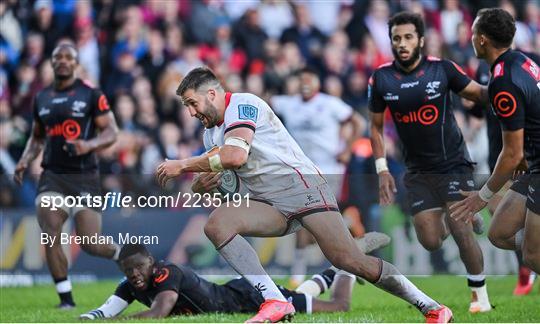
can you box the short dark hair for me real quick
[176,67,221,96]
[388,12,425,39]
[475,8,515,49]
[297,66,320,77]
[118,244,150,261]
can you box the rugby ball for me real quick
[215,169,240,195]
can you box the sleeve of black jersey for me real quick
[442,60,472,93]
[91,88,112,117]
[114,278,135,304]
[489,78,526,131]
[153,265,182,294]
[367,72,386,113]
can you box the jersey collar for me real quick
[216,92,232,127]
[490,49,512,73]
[393,55,426,75]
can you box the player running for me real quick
[271,66,365,287]
[451,8,540,274]
[368,12,492,312]
[80,243,382,319]
[156,67,452,323]
[13,44,120,308]
[469,60,536,295]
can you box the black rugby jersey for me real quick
[33,79,111,173]
[488,50,540,173]
[368,56,473,172]
[114,261,262,315]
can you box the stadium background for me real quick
[1,0,539,285]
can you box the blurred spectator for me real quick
[280,4,326,63]
[362,0,392,58]
[499,0,534,52]
[258,0,294,40]
[140,28,169,87]
[0,1,23,54]
[448,22,475,68]
[233,8,268,64]
[20,32,45,68]
[189,0,228,44]
[305,0,354,36]
[75,2,100,84]
[29,0,63,55]
[165,24,184,59]
[440,0,472,45]
[111,6,148,68]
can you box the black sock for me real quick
[319,268,337,291]
[54,277,75,305]
[467,279,485,288]
[515,250,524,267]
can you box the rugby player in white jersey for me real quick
[272,67,365,286]
[156,67,452,323]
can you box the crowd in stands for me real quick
[1,0,539,214]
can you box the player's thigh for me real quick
[35,192,69,235]
[489,189,527,240]
[412,208,446,249]
[206,199,289,238]
[74,208,103,237]
[301,211,375,271]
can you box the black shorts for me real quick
[225,279,308,313]
[509,174,530,196]
[404,165,475,215]
[36,169,101,212]
[510,174,540,214]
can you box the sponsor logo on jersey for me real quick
[401,81,419,89]
[493,91,517,117]
[72,100,87,117]
[493,62,504,78]
[522,58,540,81]
[394,105,439,125]
[52,97,68,104]
[383,93,399,101]
[425,81,440,94]
[46,119,81,140]
[38,107,50,116]
[238,104,258,122]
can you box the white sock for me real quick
[374,260,440,315]
[295,278,322,297]
[55,279,72,294]
[515,229,524,250]
[218,235,286,301]
[471,285,490,304]
[291,248,307,279]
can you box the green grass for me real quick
[1,276,539,322]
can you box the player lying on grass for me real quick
[80,242,387,319]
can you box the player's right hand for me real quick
[13,160,28,186]
[378,171,397,205]
[191,172,222,194]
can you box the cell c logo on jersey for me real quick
[62,119,81,140]
[493,91,516,118]
[418,105,439,125]
[394,105,439,125]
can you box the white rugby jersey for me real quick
[203,92,326,197]
[271,93,353,174]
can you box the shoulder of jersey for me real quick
[375,61,394,71]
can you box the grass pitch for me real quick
[1,275,539,322]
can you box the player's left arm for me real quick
[128,290,179,319]
[66,91,119,156]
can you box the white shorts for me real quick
[252,183,339,235]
